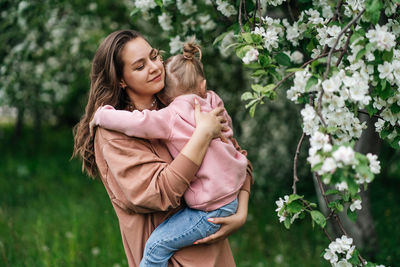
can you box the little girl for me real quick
[90,42,248,267]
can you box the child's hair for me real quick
[160,42,205,103]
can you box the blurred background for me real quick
[0,1,399,266]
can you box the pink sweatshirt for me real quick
[92,90,248,211]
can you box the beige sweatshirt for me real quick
[94,127,252,267]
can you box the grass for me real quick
[0,125,398,266]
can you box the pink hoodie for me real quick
[92,90,248,211]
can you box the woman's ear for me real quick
[119,79,127,89]
[200,79,207,97]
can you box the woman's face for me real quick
[120,37,165,103]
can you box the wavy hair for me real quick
[72,30,142,178]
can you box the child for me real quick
[90,42,248,267]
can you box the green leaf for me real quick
[366,103,378,116]
[336,203,344,212]
[350,33,362,44]
[244,63,262,69]
[235,45,253,58]
[288,194,304,203]
[249,103,257,117]
[306,40,315,52]
[390,136,400,149]
[325,189,340,196]
[311,162,323,171]
[251,84,264,93]
[364,0,383,24]
[382,49,394,62]
[376,79,394,100]
[347,208,357,221]
[261,84,276,94]
[275,52,291,66]
[259,55,270,67]
[286,201,303,213]
[305,76,319,91]
[251,69,268,77]
[380,127,392,139]
[347,179,359,196]
[310,210,326,228]
[213,32,228,46]
[355,48,366,61]
[251,33,263,44]
[348,249,360,265]
[284,218,291,229]
[155,0,163,7]
[241,92,254,101]
[390,103,400,113]
[286,68,304,73]
[245,98,258,109]
[129,8,140,17]
[241,32,253,44]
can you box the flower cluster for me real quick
[323,236,356,266]
[307,130,380,187]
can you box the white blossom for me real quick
[366,24,396,51]
[366,153,381,174]
[134,0,156,13]
[332,146,355,166]
[349,199,362,212]
[242,48,259,64]
[290,50,304,64]
[335,181,348,191]
[169,36,183,54]
[301,104,316,121]
[177,0,197,16]
[320,157,337,174]
[216,0,237,17]
[310,131,330,150]
[158,13,173,31]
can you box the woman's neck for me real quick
[128,96,158,111]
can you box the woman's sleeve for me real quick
[229,136,253,193]
[101,135,200,214]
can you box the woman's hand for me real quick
[194,190,250,245]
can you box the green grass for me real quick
[0,126,398,266]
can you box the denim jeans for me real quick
[139,198,238,267]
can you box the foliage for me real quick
[135,0,400,266]
[0,0,132,126]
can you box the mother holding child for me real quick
[73,29,253,267]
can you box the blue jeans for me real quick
[139,198,238,267]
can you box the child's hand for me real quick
[89,116,97,137]
[193,98,226,140]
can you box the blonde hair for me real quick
[160,42,205,103]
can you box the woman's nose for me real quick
[148,59,159,73]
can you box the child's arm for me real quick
[90,105,174,140]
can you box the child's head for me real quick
[158,42,206,105]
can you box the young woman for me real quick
[73,30,253,267]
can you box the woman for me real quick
[73,29,253,266]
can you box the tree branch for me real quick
[270,49,343,93]
[317,9,366,129]
[239,0,244,32]
[292,132,306,194]
[335,29,353,67]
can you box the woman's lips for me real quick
[149,74,162,82]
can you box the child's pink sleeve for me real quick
[92,105,174,140]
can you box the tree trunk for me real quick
[13,106,25,139]
[313,113,379,256]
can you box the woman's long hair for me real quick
[72,30,142,178]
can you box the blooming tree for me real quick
[0,0,132,133]
[135,0,399,266]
